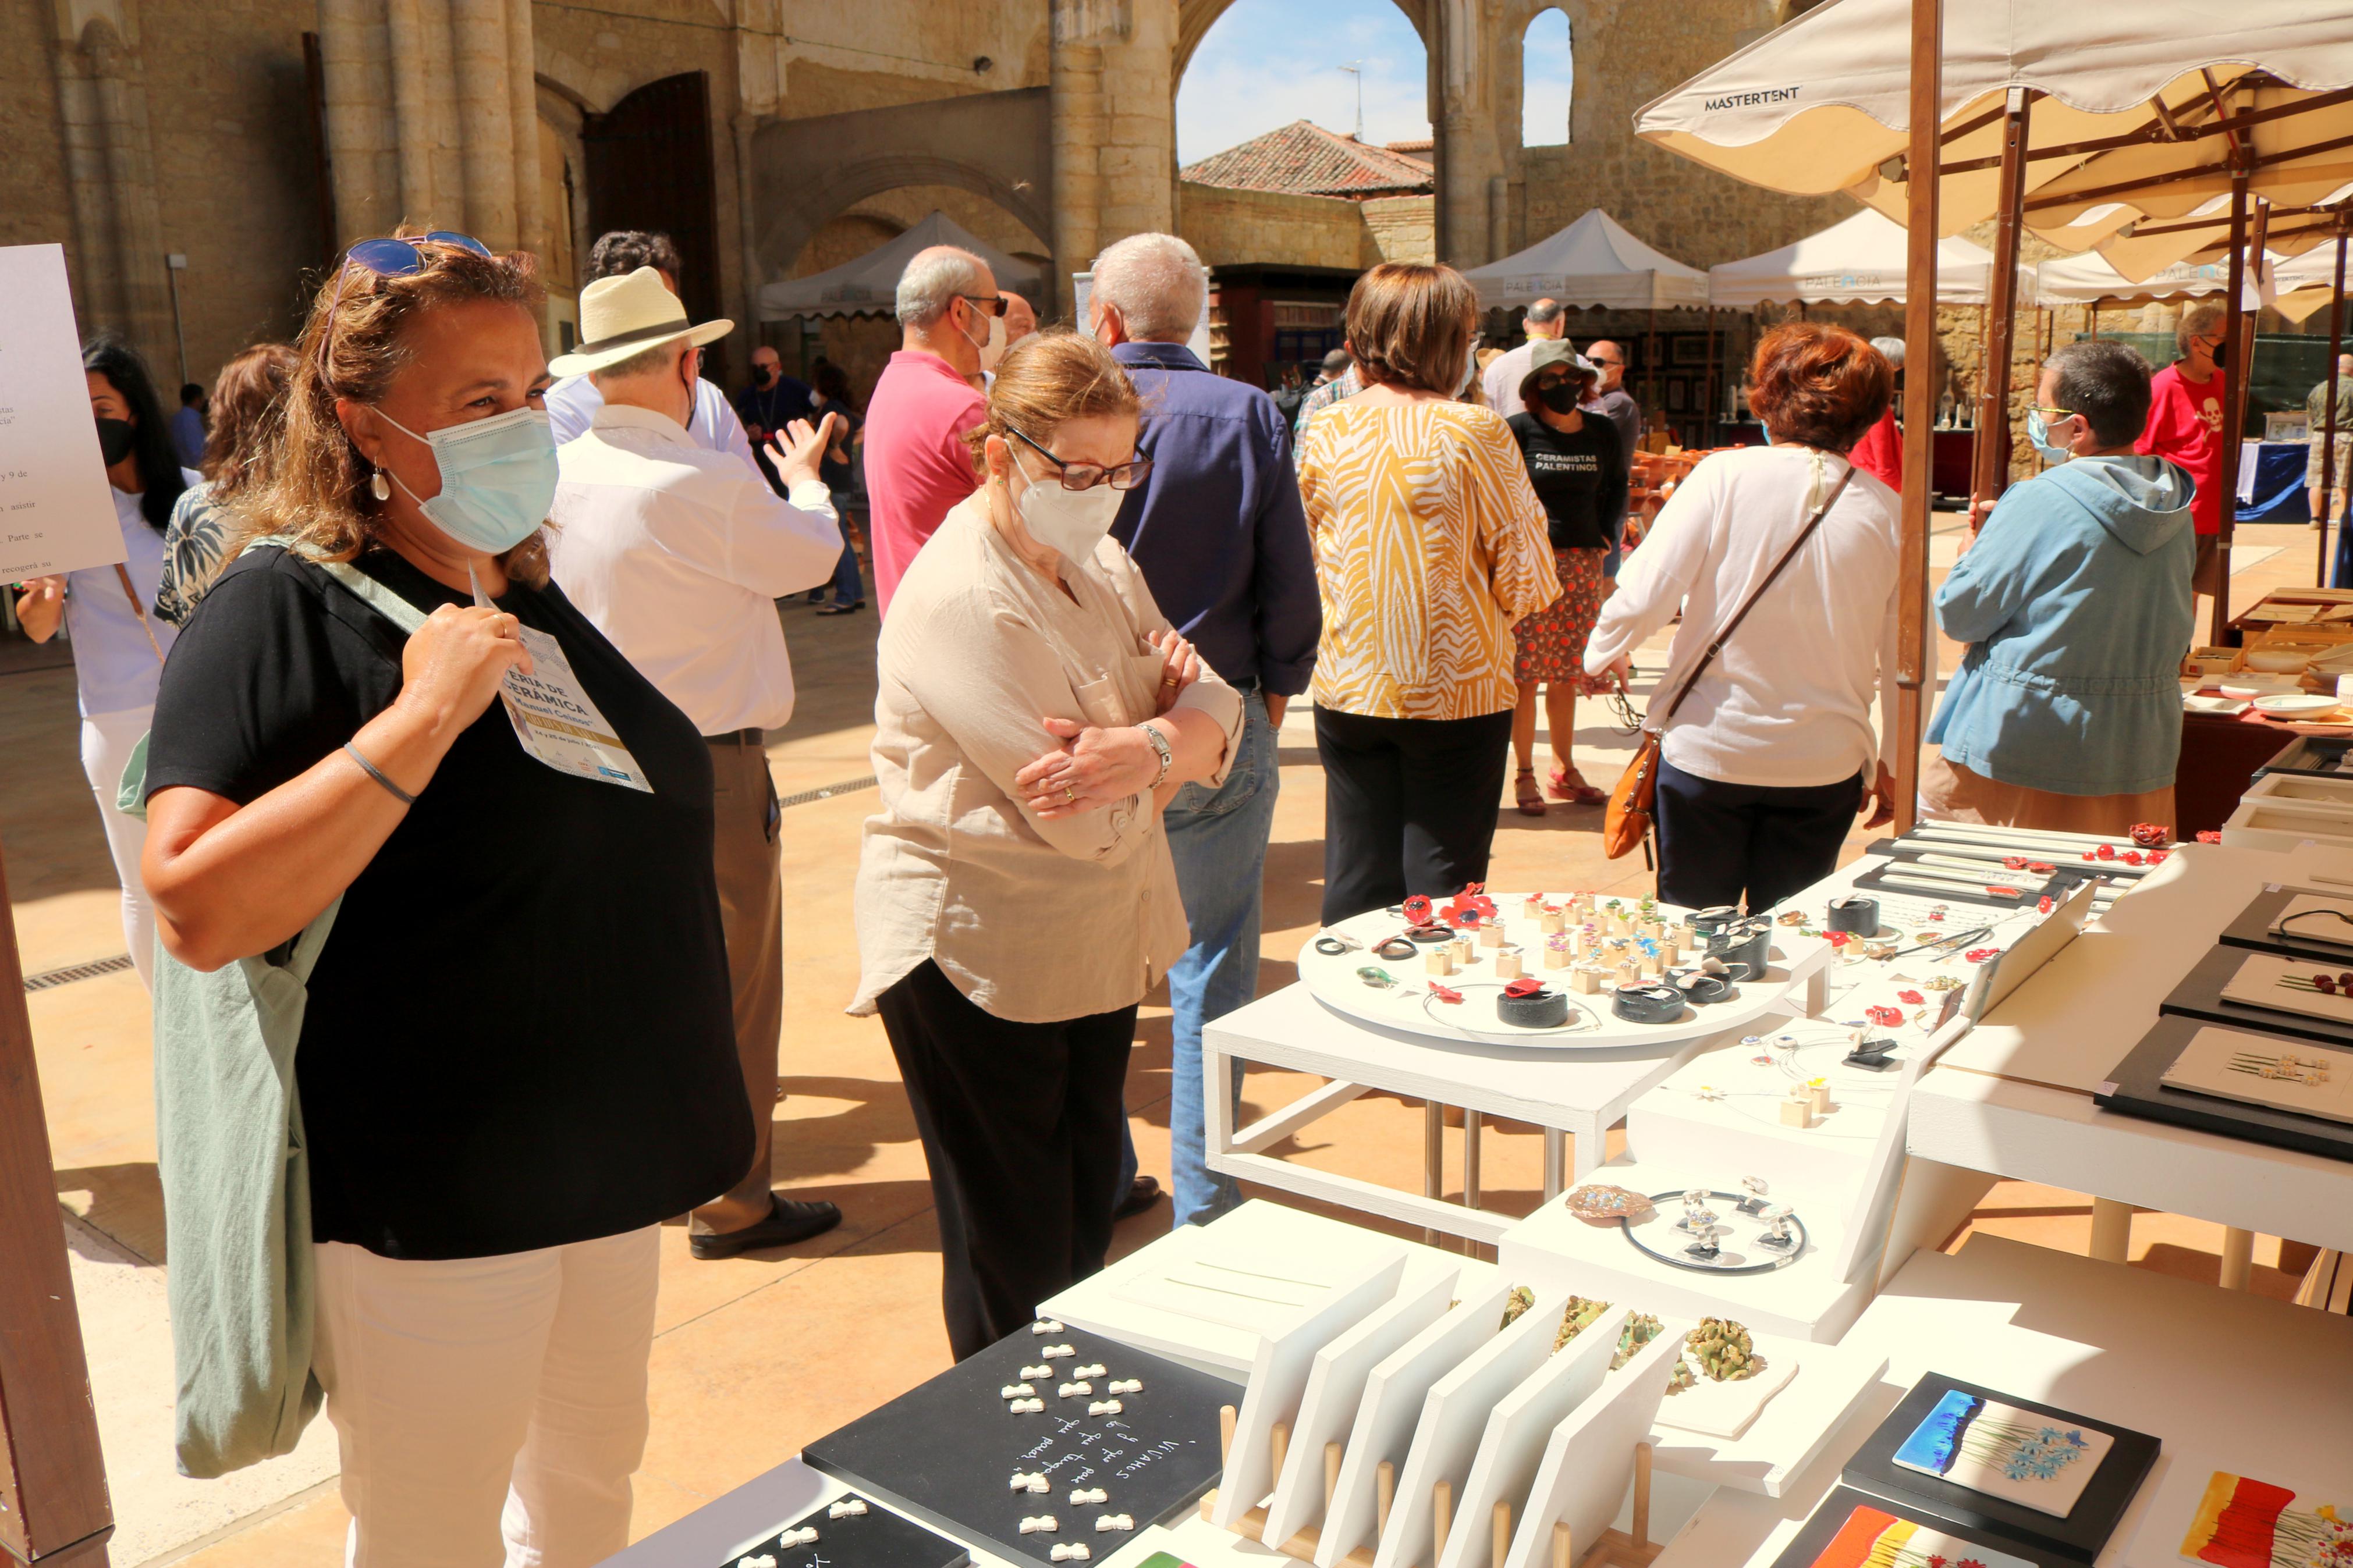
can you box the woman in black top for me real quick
[811,359,868,614]
[1504,340,1627,813]
[141,233,747,1558]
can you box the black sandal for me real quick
[815,600,865,616]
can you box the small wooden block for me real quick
[1642,919,1666,941]
[1426,949,1454,976]
[1677,922,1699,949]
[1522,895,1545,921]
[1542,942,1569,970]
[1451,938,1474,965]
[1495,951,1523,980]
[1570,965,1603,994]
[1639,951,1662,977]
[1614,959,1639,987]
[1541,908,1564,934]
[1779,1098,1813,1129]
[1479,922,1506,948]
[1809,1083,1832,1114]
[1659,941,1680,968]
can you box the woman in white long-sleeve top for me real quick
[851,331,1241,1359]
[1586,323,1907,912]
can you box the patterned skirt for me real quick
[1513,546,1610,689]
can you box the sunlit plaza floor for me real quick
[2,518,2329,1564]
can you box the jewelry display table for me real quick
[1649,1232,2353,1566]
[1909,840,2353,1267]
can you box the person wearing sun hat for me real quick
[548,265,852,1258]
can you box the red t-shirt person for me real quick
[2136,361,2229,535]
[1849,407,1902,491]
[864,350,987,616]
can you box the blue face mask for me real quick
[2027,407,2075,463]
[376,404,559,553]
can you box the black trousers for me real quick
[875,959,1137,1361]
[1316,706,1515,924]
[1654,758,1864,913]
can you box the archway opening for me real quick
[1521,9,1571,148]
[1174,0,1429,163]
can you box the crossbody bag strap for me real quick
[239,534,431,636]
[1646,461,1857,732]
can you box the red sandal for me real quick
[1546,763,1606,806]
[1514,765,1547,816]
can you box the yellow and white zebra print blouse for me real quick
[1297,399,1561,721]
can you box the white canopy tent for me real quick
[757,211,1045,320]
[1707,208,1999,306]
[1461,209,1709,311]
[2033,251,2266,308]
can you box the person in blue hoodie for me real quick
[1922,340,2196,834]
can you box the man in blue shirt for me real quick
[1090,232,1322,1228]
[171,383,207,467]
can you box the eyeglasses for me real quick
[2027,405,2079,419]
[317,232,495,381]
[1007,424,1154,492]
[1588,355,1624,368]
[960,293,1009,318]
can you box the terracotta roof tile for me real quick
[1180,120,1436,200]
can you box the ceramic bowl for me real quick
[2252,693,2344,717]
[2184,694,2252,714]
[2245,648,2316,674]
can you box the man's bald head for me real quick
[1585,339,1627,392]
[1002,291,1038,345]
[2340,353,2353,378]
[1524,299,1564,340]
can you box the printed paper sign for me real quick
[0,244,126,579]
[472,569,651,791]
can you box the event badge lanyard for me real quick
[468,566,653,792]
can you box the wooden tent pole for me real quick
[2214,166,2252,645]
[0,835,116,1567]
[1894,0,1944,835]
[2322,216,2348,587]
[1971,87,2033,506]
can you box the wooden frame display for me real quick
[2096,1015,2353,1162]
[1767,1486,2071,1568]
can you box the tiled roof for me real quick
[1181,120,1436,200]
[1384,138,1435,164]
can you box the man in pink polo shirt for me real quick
[865,246,1007,613]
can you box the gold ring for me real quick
[1064,786,1076,803]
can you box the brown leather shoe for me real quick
[1114,1175,1162,1220]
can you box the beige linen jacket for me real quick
[851,497,1243,1024]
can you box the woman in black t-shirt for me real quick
[1504,340,1628,814]
[141,234,747,1557]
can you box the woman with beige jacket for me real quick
[852,332,1240,1359]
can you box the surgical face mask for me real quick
[375,404,559,554]
[1010,453,1122,562]
[1458,347,1479,396]
[1538,381,1584,415]
[2027,407,2077,462]
[964,303,1008,374]
[96,416,136,467]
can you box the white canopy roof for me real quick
[1634,0,2353,265]
[1707,208,1999,306]
[1461,209,1710,311]
[757,211,1045,321]
[2273,243,2351,324]
[2034,251,2266,308]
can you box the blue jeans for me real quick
[829,510,865,606]
[1114,688,1280,1227]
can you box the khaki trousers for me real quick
[691,731,785,1235]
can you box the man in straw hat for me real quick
[548,265,850,1257]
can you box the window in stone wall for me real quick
[1522,9,1572,147]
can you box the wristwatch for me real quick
[1140,722,1174,789]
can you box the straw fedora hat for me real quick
[548,266,733,378]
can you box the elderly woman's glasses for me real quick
[1007,424,1153,492]
[315,232,495,381]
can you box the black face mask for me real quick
[1538,382,1584,415]
[96,416,136,467]
[755,365,778,387]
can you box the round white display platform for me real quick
[1295,896,1830,1053]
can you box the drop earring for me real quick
[370,467,391,502]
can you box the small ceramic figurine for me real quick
[740,1555,777,1568]
[782,1527,821,1547]
[1095,1516,1135,1533]
[1001,1383,1035,1399]
[1050,1546,1091,1563]
[1010,1397,1045,1413]
[1071,1487,1109,1506]
[1041,1343,1076,1358]
[1108,1378,1142,1394]
[1058,1381,1092,1398]
[829,1499,869,1519]
[1033,1319,1065,1335]
[1088,1399,1123,1416]
[1021,1364,1052,1380]
[1012,1471,1044,1492]
[1074,1363,1108,1378]
[1020,1517,1058,1535]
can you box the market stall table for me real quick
[1649,1232,2353,1566]
[2175,707,2325,835]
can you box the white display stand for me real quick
[1497,1335,1684,1568]
[1435,1309,1628,1568]
[1645,1335,1886,1499]
[1262,1266,1465,1553]
[1648,1234,2353,1567]
[1498,1158,1874,1345]
[1914,841,2353,1258]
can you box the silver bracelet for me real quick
[343,741,416,806]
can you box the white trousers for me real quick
[313,1226,661,1568]
[79,705,155,990]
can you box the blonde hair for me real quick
[1344,263,1478,395]
[237,231,552,583]
[963,330,1141,470]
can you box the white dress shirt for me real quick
[65,481,187,717]
[545,374,758,474]
[1481,339,1541,414]
[1586,444,1914,790]
[549,403,842,735]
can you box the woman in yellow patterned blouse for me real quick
[1297,262,1560,923]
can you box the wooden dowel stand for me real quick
[1220,1404,1237,1462]
[1551,1521,1572,1568]
[1632,1441,1651,1547]
[1325,1441,1343,1509]
[1270,1420,1290,1482]
[1493,1501,1512,1568]
[1433,1480,1453,1564]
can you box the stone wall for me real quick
[1178,184,1365,272]
[1360,196,1435,265]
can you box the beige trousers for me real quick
[692,731,785,1235]
[313,1226,661,1567]
[1920,753,2176,837]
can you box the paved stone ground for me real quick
[2,519,2326,1565]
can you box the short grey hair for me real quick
[1091,232,1207,342]
[1525,298,1563,328]
[1869,335,1905,370]
[2047,339,2153,447]
[592,337,688,383]
[2177,301,2226,355]
[896,246,992,330]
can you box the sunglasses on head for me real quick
[1007,424,1153,492]
[316,232,495,380]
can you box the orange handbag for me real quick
[1602,465,1855,860]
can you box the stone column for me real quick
[451,0,518,247]
[504,0,540,255]
[318,0,399,242]
[1433,0,1505,267]
[48,9,173,368]
[48,37,124,330]
[1050,32,1105,319]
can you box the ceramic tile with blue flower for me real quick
[1891,1391,2115,1517]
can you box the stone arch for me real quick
[1173,0,1431,89]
